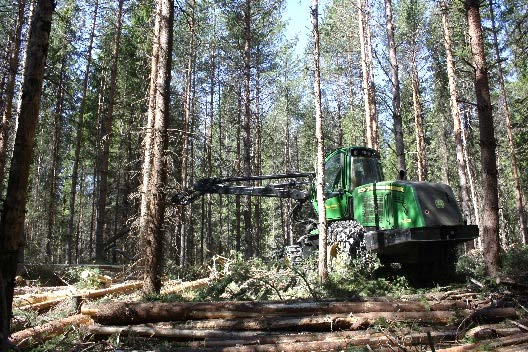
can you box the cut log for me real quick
[9,314,93,348]
[436,332,528,351]
[87,325,457,348]
[81,299,479,325]
[84,308,516,331]
[496,342,528,351]
[160,278,211,295]
[14,281,143,312]
[466,323,523,340]
[17,297,73,312]
[13,288,76,307]
[80,280,142,299]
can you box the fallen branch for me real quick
[9,314,93,348]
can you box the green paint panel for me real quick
[352,181,426,230]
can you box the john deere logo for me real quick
[435,199,445,208]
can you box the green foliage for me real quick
[65,266,104,289]
[324,255,413,298]
[186,251,415,302]
[500,246,528,282]
[457,246,528,283]
[456,249,487,279]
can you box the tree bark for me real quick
[84,302,516,328]
[243,0,253,258]
[67,0,99,264]
[384,0,405,175]
[411,52,427,181]
[94,0,124,263]
[0,0,54,337]
[46,54,67,262]
[364,0,378,150]
[357,0,378,149]
[9,314,92,349]
[140,0,174,294]
[488,0,527,244]
[311,0,327,283]
[0,0,26,197]
[82,299,482,324]
[440,0,473,224]
[465,0,500,276]
[178,0,196,267]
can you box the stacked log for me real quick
[83,298,522,351]
[10,314,93,349]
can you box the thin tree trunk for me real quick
[461,108,480,228]
[358,0,372,148]
[90,79,106,260]
[0,0,54,336]
[235,85,242,253]
[140,0,173,294]
[46,55,66,262]
[67,0,99,264]
[384,0,405,174]
[488,0,527,244]
[410,52,427,181]
[254,57,262,257]
[440,0,472,223]
[75,165,85,263]
[364,0,378,150]
[243,0,253,258]
[465,0,500,276]
[178,0,196,267]
[94,0,124,263]
[206,46,214,259]
[311,0,327,283]
[0,0,26,197]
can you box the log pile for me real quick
[83,294,527,351]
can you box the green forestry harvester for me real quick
[173,146,478,278]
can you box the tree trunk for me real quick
[0,0,54,337]
[178,0,196,267]
[311,0,327,283]
[364,0,379,150]
[235,85,242,253]
[94,0,124,263]
[440,0,472,223]
[465,0,500,276]
[46,55,66,262]
[384,0,405,175]
[357,0,377,149]
[243,0,253,258]
[410,52,427,181]
[0,0,26,197]
[488,0,527,244]
[67,0,99,264]
[140,0,173,294]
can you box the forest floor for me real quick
[9,249,528,351]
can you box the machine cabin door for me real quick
[323,152,348,220]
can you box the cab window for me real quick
[324,154,343,193]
